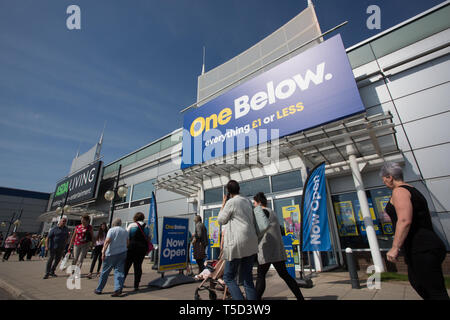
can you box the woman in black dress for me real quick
[380,162,449,300]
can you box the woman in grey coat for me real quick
[253,192,304,300]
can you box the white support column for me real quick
[346,144,385,272]
[197,183,204,220]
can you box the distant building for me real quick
[0,187,50,237]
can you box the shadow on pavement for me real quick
[307,295,339,300]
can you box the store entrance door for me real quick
[273,195,339,271]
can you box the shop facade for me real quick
[40,2,450,273]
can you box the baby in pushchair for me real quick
[194,252,231,300]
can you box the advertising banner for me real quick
[354,199,381,236]
[375,196,394,235]
[301,162,331,252]
[208,216,221,248]
[282,205,301,245]
[50,161,102,211]
[333,201,359,237]
[148,192,158,245]
[158,217,189,272]
[181,34,365,169]
[282,235,296,279]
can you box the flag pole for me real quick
[299,161,325,280]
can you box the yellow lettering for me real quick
[190,117,205,137]
[218,108,232,125]
[205,114,218,132]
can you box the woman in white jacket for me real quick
[218,180,258,300]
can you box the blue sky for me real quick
[0,0,444,193]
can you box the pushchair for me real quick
[194,253,231,300]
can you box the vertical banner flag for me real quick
[301,162,331,251]
[148,191,158,245]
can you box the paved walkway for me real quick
[0,254,436,300]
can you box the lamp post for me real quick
[55,182,72,220]
[12,208,23,233]
[105,164,128,228]
[1,212,17,247]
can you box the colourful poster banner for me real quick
[333,201,359,237]
[282,235,296,279]
[375,196,394,235]
[208,216,221,248]
[353,199,381,235]
[282,205,301,245]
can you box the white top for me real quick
[218,195,258,261]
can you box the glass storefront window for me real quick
[273,196,302,265]
[204,187,223,204]
[131,179,155,201]
[203,208,221,260]
[239,177,270,197]
[331,188,393,250]
[271,170,302,193]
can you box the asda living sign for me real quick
[181,34,365,169]
[50,161,102,211]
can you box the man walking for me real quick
[44,216,69,279]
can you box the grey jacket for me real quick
[257,207,287,265]
[218,195,259,261]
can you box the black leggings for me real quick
[407,248,449,300]
[256,261,304,300]
[124,249,146,288]
[3,248,14,260]
[89,245,103,273]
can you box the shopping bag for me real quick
[59,252,70,270]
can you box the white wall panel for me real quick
[358,80,392,108]
[394,82,450,123]
[403,112,450,150]
[387,55,450,99]
[425,177,450,213]
[413,142,450,179]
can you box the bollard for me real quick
[345,248,361,289]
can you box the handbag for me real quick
[135,222,153,254]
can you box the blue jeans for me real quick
[96,251,127,292]
[223,254,257,300]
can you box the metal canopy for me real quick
[155,111,402,197]
[38,207,108,222]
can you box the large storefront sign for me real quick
[181,34,365,169]
[301,162,331,252]
[158,217,189,272]
[50,161,102,211]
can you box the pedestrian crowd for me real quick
[1,162,448,300]
[1,232,48,262]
